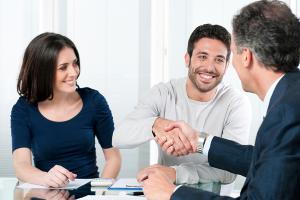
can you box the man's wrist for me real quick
[152,117,161,136]
[196,132,208,154]
[152,117,164,136]
[170,166,177,184]
[152,130,156,137]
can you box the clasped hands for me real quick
[152,118,199,156]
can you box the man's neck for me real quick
[186,78,217,102]
[255,69,285,101]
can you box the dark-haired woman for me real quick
[11,32,121,188]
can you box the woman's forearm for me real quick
[14,161,48,186]
[101,148,121,178]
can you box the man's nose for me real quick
[205,59,215,72]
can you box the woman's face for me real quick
[53,47,79,95]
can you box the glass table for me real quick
[0,177,220,199]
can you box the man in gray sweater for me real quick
[113,24,251,184]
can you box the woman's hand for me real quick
[24,188,75,200]
[43,165,77,188]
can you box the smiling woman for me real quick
[10,32,121,188]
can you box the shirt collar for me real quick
[262,74,285,117]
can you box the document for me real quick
[90,178,114,187]
[16,179,91,189]
[109,178,142,190]
[77,195,146,200]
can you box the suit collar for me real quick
[267,69,300,114]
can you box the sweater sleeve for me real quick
[222,92,252,145]
[173,162,237,184]
[112,83,167,148]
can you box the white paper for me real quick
[91,178,114,186]
[16,178,91,189]
[109,178,142,190]
[77,195,146,200]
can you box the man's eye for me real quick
[216,58,225,63]
[199,55,207,60]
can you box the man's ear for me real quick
[184,53,190,68]
[242,48,252,68]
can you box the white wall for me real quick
[0,0,39,176]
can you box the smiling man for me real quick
[113,24,251,185]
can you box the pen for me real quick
[128,191,144,196]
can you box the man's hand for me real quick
[137,164,176,183]
[158,121,199,156]
[141,168,176,200]
[152,118,174,137]
[153,118,194,156]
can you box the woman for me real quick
[11,32,121,188]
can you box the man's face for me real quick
[187,38,228,93]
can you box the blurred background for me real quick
[0,0,299,194]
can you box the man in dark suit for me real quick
[139,1,300,199]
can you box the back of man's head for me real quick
[187,24,231,62]
[232,0,300,72]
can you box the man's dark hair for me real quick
[232,0,300,72]
[17,32,80,104]
[187,24,231,61]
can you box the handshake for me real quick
[152,118,207,156]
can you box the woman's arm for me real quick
[101,147,121,178]
[13,148,76,187]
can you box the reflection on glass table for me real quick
[0,177,220,199]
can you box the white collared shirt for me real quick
[261,75,284,118]
[203,74,285,156]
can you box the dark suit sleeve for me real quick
[171,186,237,200]
[208,137,253,177]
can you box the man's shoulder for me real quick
[151,77,186,95]
[216,83,248,104]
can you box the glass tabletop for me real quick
[0,177,220,199]
[0,177,18,200]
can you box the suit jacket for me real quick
[171,70,300,200]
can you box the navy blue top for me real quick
[11,87,114,178]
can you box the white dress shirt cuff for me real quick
[203,135,214,156]
[173,185,182,193]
